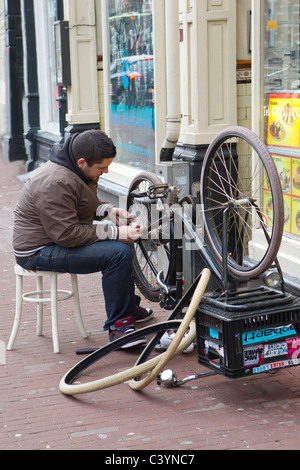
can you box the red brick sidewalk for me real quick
[1,156,300,451]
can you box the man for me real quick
[13,129,153,348]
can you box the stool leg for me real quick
[50,274,60,353]
[7,274,23,350]
[71,274,88,338]
[36,276,44,336]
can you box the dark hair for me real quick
[72,130,116,165]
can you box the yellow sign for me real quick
[267,20,277,30]
[266,93,300,149]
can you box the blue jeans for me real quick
[17,242,137,330]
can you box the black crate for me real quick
[196,287,300,378]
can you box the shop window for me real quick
[108,0,155,172]
[263,0,300,239]
[35,0,60,134]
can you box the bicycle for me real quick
[127,125,284,302]
[59,126,286,395]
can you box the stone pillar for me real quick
[175,0,237,191]
[179,0,237,147]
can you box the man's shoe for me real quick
[135,306,154,323]
[109,316,147,349]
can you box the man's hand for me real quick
[109,207,135,227]
[117,225,144,244]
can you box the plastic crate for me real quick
[196,287,300,378]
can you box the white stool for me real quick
[7,265,89,353]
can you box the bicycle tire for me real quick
[127,171,175,301]
[59,269,211,396]
[59,319,196,395]
[200,126,284,279]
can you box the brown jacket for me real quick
[13,161,117,259]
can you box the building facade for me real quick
[2,0,300,285]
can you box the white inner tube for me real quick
[59,269,210,396]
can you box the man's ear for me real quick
[77,158,87,169]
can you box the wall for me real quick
[237,82,251,129]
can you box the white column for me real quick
[179,0,237,145]
[64,0,99,125]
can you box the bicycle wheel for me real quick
[200,126,284,279]
[127,172,175,301]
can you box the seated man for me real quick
[13,129,153,348]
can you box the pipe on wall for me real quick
[160,0,181,162]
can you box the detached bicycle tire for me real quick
[59,269,211,396]
[59,320,195,395]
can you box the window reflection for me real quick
[108,0,155,172]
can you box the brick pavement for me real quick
[1,155,300,451]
